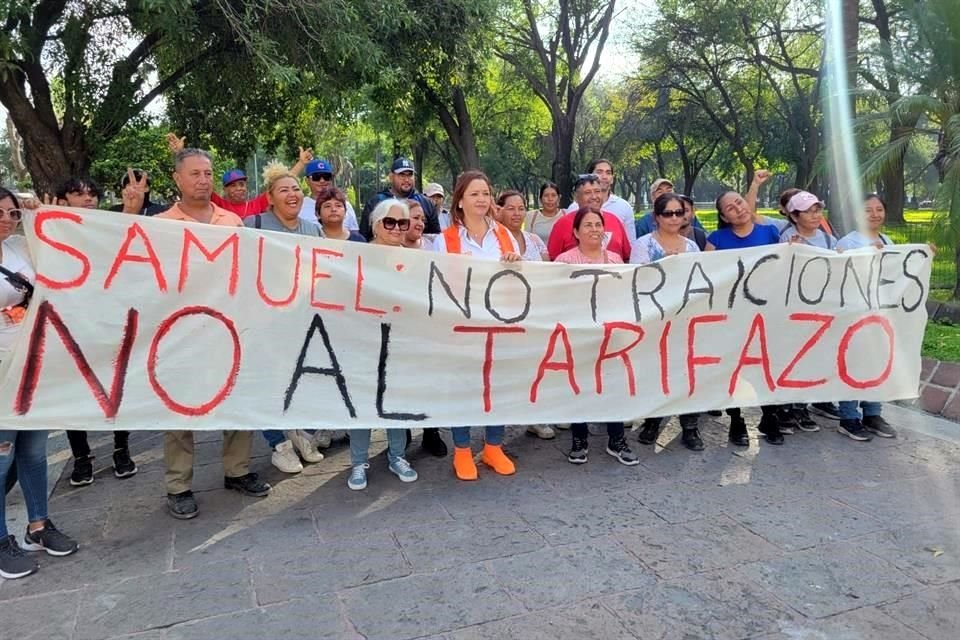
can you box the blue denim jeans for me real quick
[0,430,49,537]
[838,401,882,420]
[262,429,316,449]
[350,429,406,465]
[450,426,504,448]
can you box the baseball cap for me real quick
[786,191,824,213]
[423,183,445,197]
[305,159,334,176]
[650,178,673,197]
[222,169,246,187]
[391,157,416,174]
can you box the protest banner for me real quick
[0,207,932,430]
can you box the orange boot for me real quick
[453,447,478,481]
[481,444,516,475]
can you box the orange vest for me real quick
[443,222,515,255]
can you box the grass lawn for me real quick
[923,321,960,362]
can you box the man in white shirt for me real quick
[566,159,636,243]
[299,159,359,230]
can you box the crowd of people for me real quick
[0,139,913,580]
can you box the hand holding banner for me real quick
[0,208,931,430]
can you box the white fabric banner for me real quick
[0,208,932,430]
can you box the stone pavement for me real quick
[1,405,959,640]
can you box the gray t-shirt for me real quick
[244,211,321,237]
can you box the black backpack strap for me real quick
[255,214,262,229]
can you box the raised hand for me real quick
[166,132,186,154]
[121,168,148,214]
[753,169,772,185]
[298,146,314,164]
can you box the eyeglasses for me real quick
[381,217,410,231]
[658,209,685,218]
[309,173,333,182]
[0,208,23,221]
[574,173,600,188]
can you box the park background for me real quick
[1,0,959,359]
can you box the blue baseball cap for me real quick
[222,169,247,187]
[305,159,334,176]
[391,157,416,174]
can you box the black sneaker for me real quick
[69,455,94,487]
[758,416,784,445]
[793,406,821,432]
[863,415,896,438]
[838,419,873,442]
[776,409,798,435]
[421,428,448,457]
[0,535,38,579]
[22,519,78,557]
[681,428,705,451]
[728,416,749,447]
[606,437,640,466]
[568,437,589,464]
[112,448,138,479]
[637,418,661,445]
[810,402,842,420]
[167,491,199,519]
[707,410,723,417]
[224,473,271,497]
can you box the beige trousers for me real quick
[164,430,252,494]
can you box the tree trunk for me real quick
[879,117,918,225]
[413,139,427,193]
[842,0,859,115]
[552,117,575,207]
[954,244,960,300]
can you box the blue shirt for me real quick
[707,223,780,250]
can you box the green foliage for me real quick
[923,321,960,362]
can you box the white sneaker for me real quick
[271,440,303,474]
[312,430,333,449]
[286,430,324,463]
[348,463,369,490]
[526,424,556,440]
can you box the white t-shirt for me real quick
[520,231,548,261]
[836,231,893,251]
[300,196,359,230]
[567,194,636,242]
[0,235,35,353]
[432,221,521,260]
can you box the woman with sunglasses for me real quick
[346,198,419,490]
[0,187,79,579]
[630,193,700,264]
[433,170,522,481]
[629,194,705,451]
[316,187,366,243]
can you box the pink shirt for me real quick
[553,247,624,265]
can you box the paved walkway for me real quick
[2,405,959,639]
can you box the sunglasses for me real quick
[574,173,600,188]
[381,217,410,231]
[0,208,23,221]
[658,209,685,218]
[309,173,333,182]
